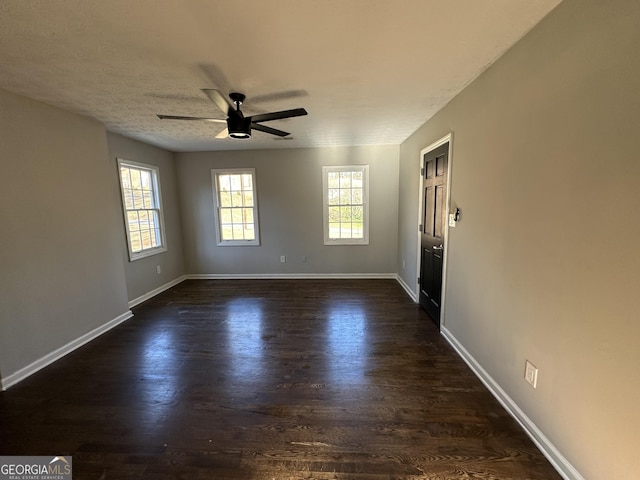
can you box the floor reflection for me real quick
[225,298,264,385]
[327,302,369,385]
[139,327,179,425]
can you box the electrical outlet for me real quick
[156,265,161,274]
[525,360,538,388]
[280,255,286,263]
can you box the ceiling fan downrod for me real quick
[229,92,245,111]
[227,92,251,138]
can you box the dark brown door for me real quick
[419,143,448,327]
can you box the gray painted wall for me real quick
[107,132,186,302]
[176,146,399,275]
[0,89,130,383]
[397,0,640,478]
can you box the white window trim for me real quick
[211,168,261,246]
[117,158,167,261]
[322,164,370,245]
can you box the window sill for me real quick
[128,246,167,261]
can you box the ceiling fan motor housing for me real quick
[227,115,251,139]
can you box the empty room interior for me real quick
[1,1,639,479]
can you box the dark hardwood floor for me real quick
[0,279,562,479]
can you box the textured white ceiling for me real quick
[0,0,562,152]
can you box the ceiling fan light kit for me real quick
[227,115,252,139]
[157,89,307,140]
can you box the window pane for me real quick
[352,223,364,239]
[221,225,233,240]
[244,225,255,240]
[352,171,363,188]
[143,191,153,209]
[150,210,159,229]
[328,172,340,188]
[230,174,241,191]
[140,170,151,189]
[340,189,351,205]
[220,208,232,224]
[352,188,363,205]
[133,190,144,209]
[352,206,363,221]
[329,223,340,239]
[243,191,254,207]
[141,229,151,249]
[123,189,134,209]
[328,189,340,205]
[242,174,253,189]
[231,208,243,223]
[340,206,352,221]
[220,192,232,207]
[130,231,141,252]
[243,208,254,224]
[328,206,340,222]
[120,168,131,188]
[340,224,352,238]
[130,169,141,189]
[232,224,244,239]
[140,210,150,226]
[127,211,139,231]
[218,175,231,192]
[231,191,243,207]
[339,171,352,188]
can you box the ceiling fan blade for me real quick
[157,114,226,123]
[202,89,234,115]
[251,122,290,137]
[249,108,308,123]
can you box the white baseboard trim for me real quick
[129,275,188,308]
[186,273,398,280]
[441,327,585,480]
[395,274,418,302]
[1,310,133,391]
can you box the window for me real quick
[322,165,369,245]
[117,159,167,260]
[212,168,260,246]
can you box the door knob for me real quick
[433,244,443,250]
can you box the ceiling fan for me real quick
[157,89,307,139]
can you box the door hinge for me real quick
[418,224,422,231]
[420,167,425,176]
[417,276,421,284]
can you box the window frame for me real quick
[117,158,167,261]
[322,164,370,245]
[211,168,261,246]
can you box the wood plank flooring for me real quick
[0,279,562,479]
